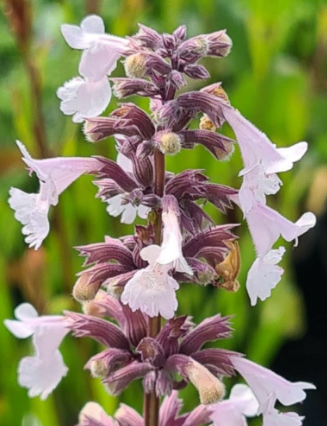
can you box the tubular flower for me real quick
[8,141,103,249]
[58,15,129,122]
[210,384,259,426]
[103,152,150,223]
[232,357,315,418]
[243,201,316,305]
[4,303,69,400]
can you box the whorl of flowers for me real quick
[5,15,315,426]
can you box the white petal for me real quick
[232,357,315,412]
[4,319,34,339]
[266,142,308,174]
[121,266,179,319]
[18,350,68,400]
[33,323,69,358]
[15,303,38,320]
[140,244,162,265]
[9,187,50,250]
[80,15,105,34]
[263,409,304,426]
[246,247,285,305]
[79,47,120,81]
[57,76,111,123]
[137,203,151,219]
[211,404,247,426]
[229,384,259,417]
[106,194,125,217]
[121,203,137,224]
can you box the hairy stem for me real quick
[144,149,165,426]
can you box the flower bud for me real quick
[213,139,235,161]
[82,290,106,317]
[201,82,230,104]
[185,360,225,404]
[72,273,101,303]
[124,53,148,78]
[90,359,109,379]
[158,132,182,155]
[200,115,216,132]
[83,120,101,143]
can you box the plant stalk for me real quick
[144,149,165,426]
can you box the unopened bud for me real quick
[201,83,230,104]
[213,139,235,161]
[106,279,124,299]
[200,115,216,132]
[82,290,106,317]
[83,120,100,143]
[90,359,109,379]
[186,360,225,404]
[124,53,147,78]
[159,132,181,155]
[72,273,101,303]
[216,32,232,57]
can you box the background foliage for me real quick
[1,0,327,425]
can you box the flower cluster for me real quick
[5,14,316,426]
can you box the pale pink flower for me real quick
[243,201,316,304]
[58,15,129,122]
[246,247,286,306]
[4,303,69,400]
[223,106,308,176]
[263,410,304,426]
[261,395,305,426]
[121,245,179,319]
[157,195,194,275]
[210,384,259,426]
[57,76,112,123]
[231,357,315,414]
[9,141,102,249]
[105,153,150,224]
[238,164,282,214]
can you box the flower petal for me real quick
[18,350,68,400]
[246,248,285,305]
[232,357,315,412]
[57,76,111,123]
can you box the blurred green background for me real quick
[1,0,327,425]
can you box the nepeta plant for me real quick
[5,15,316,426]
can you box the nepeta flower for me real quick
[105,153,150,223]
[121,196,192,318]
[261,397,304,426]
[58,15,129,122]
[8,141,103,249]
[210,384,259,426]
[231,356,315,414]
[222,105,308,176]
[4,303,69,399]
[121,245,180,319]
[244,202,316,305]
